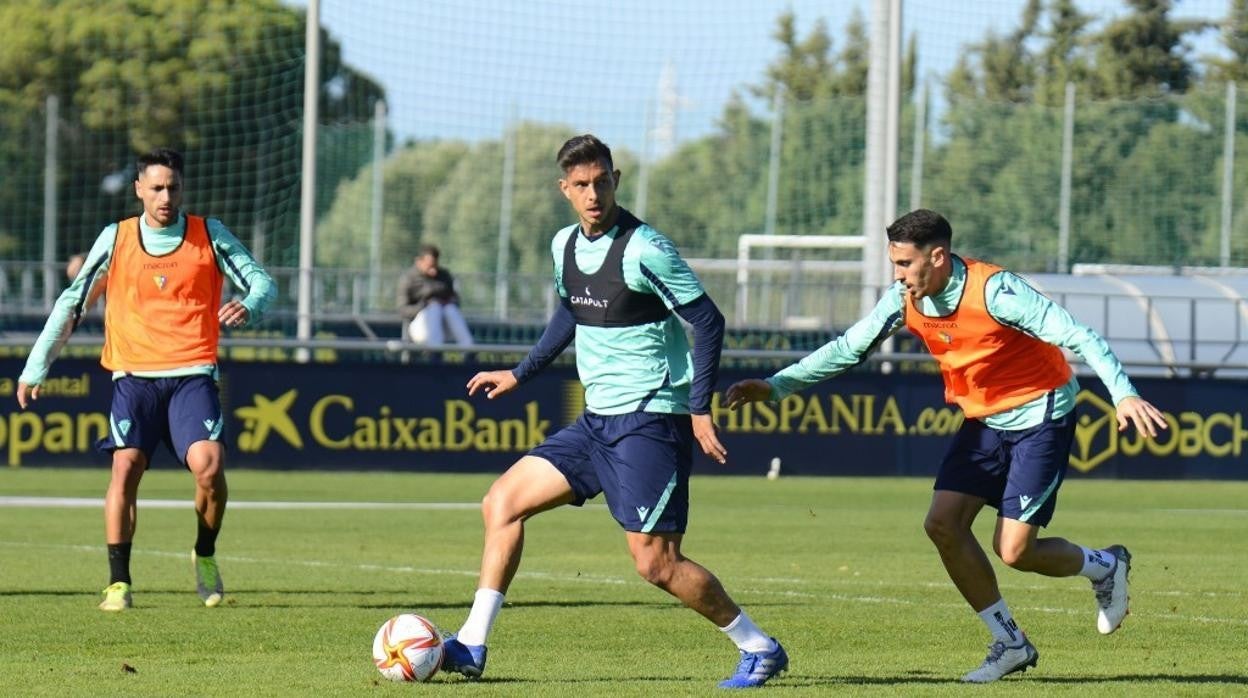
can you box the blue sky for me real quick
[285,0,1230,152]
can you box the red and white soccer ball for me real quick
[372,613,444,682]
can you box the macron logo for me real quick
[636,506,650,522]
[202,418,223,440]
[1018,495,1033,510]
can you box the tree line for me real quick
[322,1,1248,279]
[2,0,1245,282]
[0,0,382,262]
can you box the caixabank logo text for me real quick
[230,389,550,454]
[1070,390,1248,472]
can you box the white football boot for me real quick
[960,634,1039,683]
[1093,544,1132,634]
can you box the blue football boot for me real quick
[441,635,488,678]
[719,639,788,689]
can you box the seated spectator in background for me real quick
[397,244,474,346]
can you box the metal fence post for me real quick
[369,99,386,309]
[1058,82,1075,273]
[1221,81,1236,268]
[42,94,58,311]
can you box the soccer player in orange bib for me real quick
[16,148,275,611]
[726,209,1167,683]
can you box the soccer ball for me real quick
[372,613,444,682]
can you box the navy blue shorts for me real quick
[529,411,694,534]
[98,375,224,466]
[933,412,1075,527]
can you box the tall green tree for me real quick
[928,0,1061,268]
[315,140,469,272]
[1071,2,1216,265]
[927,0,1225,270]
[1034,0,1095,106]
[0,0,383,264]
[644,9,879,259]
[1208,0,1248,82]
[419,123,638,280]
[645,96,771,257]
[946,0,1041,103]
[1089,0,1210,99]
[1091,119,1222,265]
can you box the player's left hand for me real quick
[16,381,39,409]
[1115,395,1168,438]
[219,299,250,328]
[723,379,771,409]
[691,413,727,465]
[467,370,519,399]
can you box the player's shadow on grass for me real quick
[355,599,805,611]
[0,590,90,597]
[344,598,801,610]
[1030,674,1248,685]
[431,675,706,686]
[355,599,675,611]
[788,673,956,686]
[792,673,1248,686]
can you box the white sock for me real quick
[977,598,1022,645]
[456,588,504,646]
[719,611,777,654]
[1078,546,1115,581]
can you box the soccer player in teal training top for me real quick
[16,148,275,611]
[443,135,788,688]
[726,209,1167,682]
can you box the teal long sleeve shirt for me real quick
[19,212,276,385]
[766,256,1139,431]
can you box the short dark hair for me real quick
[886,209,952,249]
[418,244,440,259]
[557,134,613,173]
[136,148,184,178]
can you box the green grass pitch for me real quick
[1,468,1245,696]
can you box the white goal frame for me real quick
[733,234,866,326]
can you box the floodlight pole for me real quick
[883,0,901,223]
[369,99,387,307]
[862,0,898,317]
[296,0,320,362]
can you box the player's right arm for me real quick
[468,228,580,400]
[16,226,116,408]
[725,287,907,408]
[468,300,578,401]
